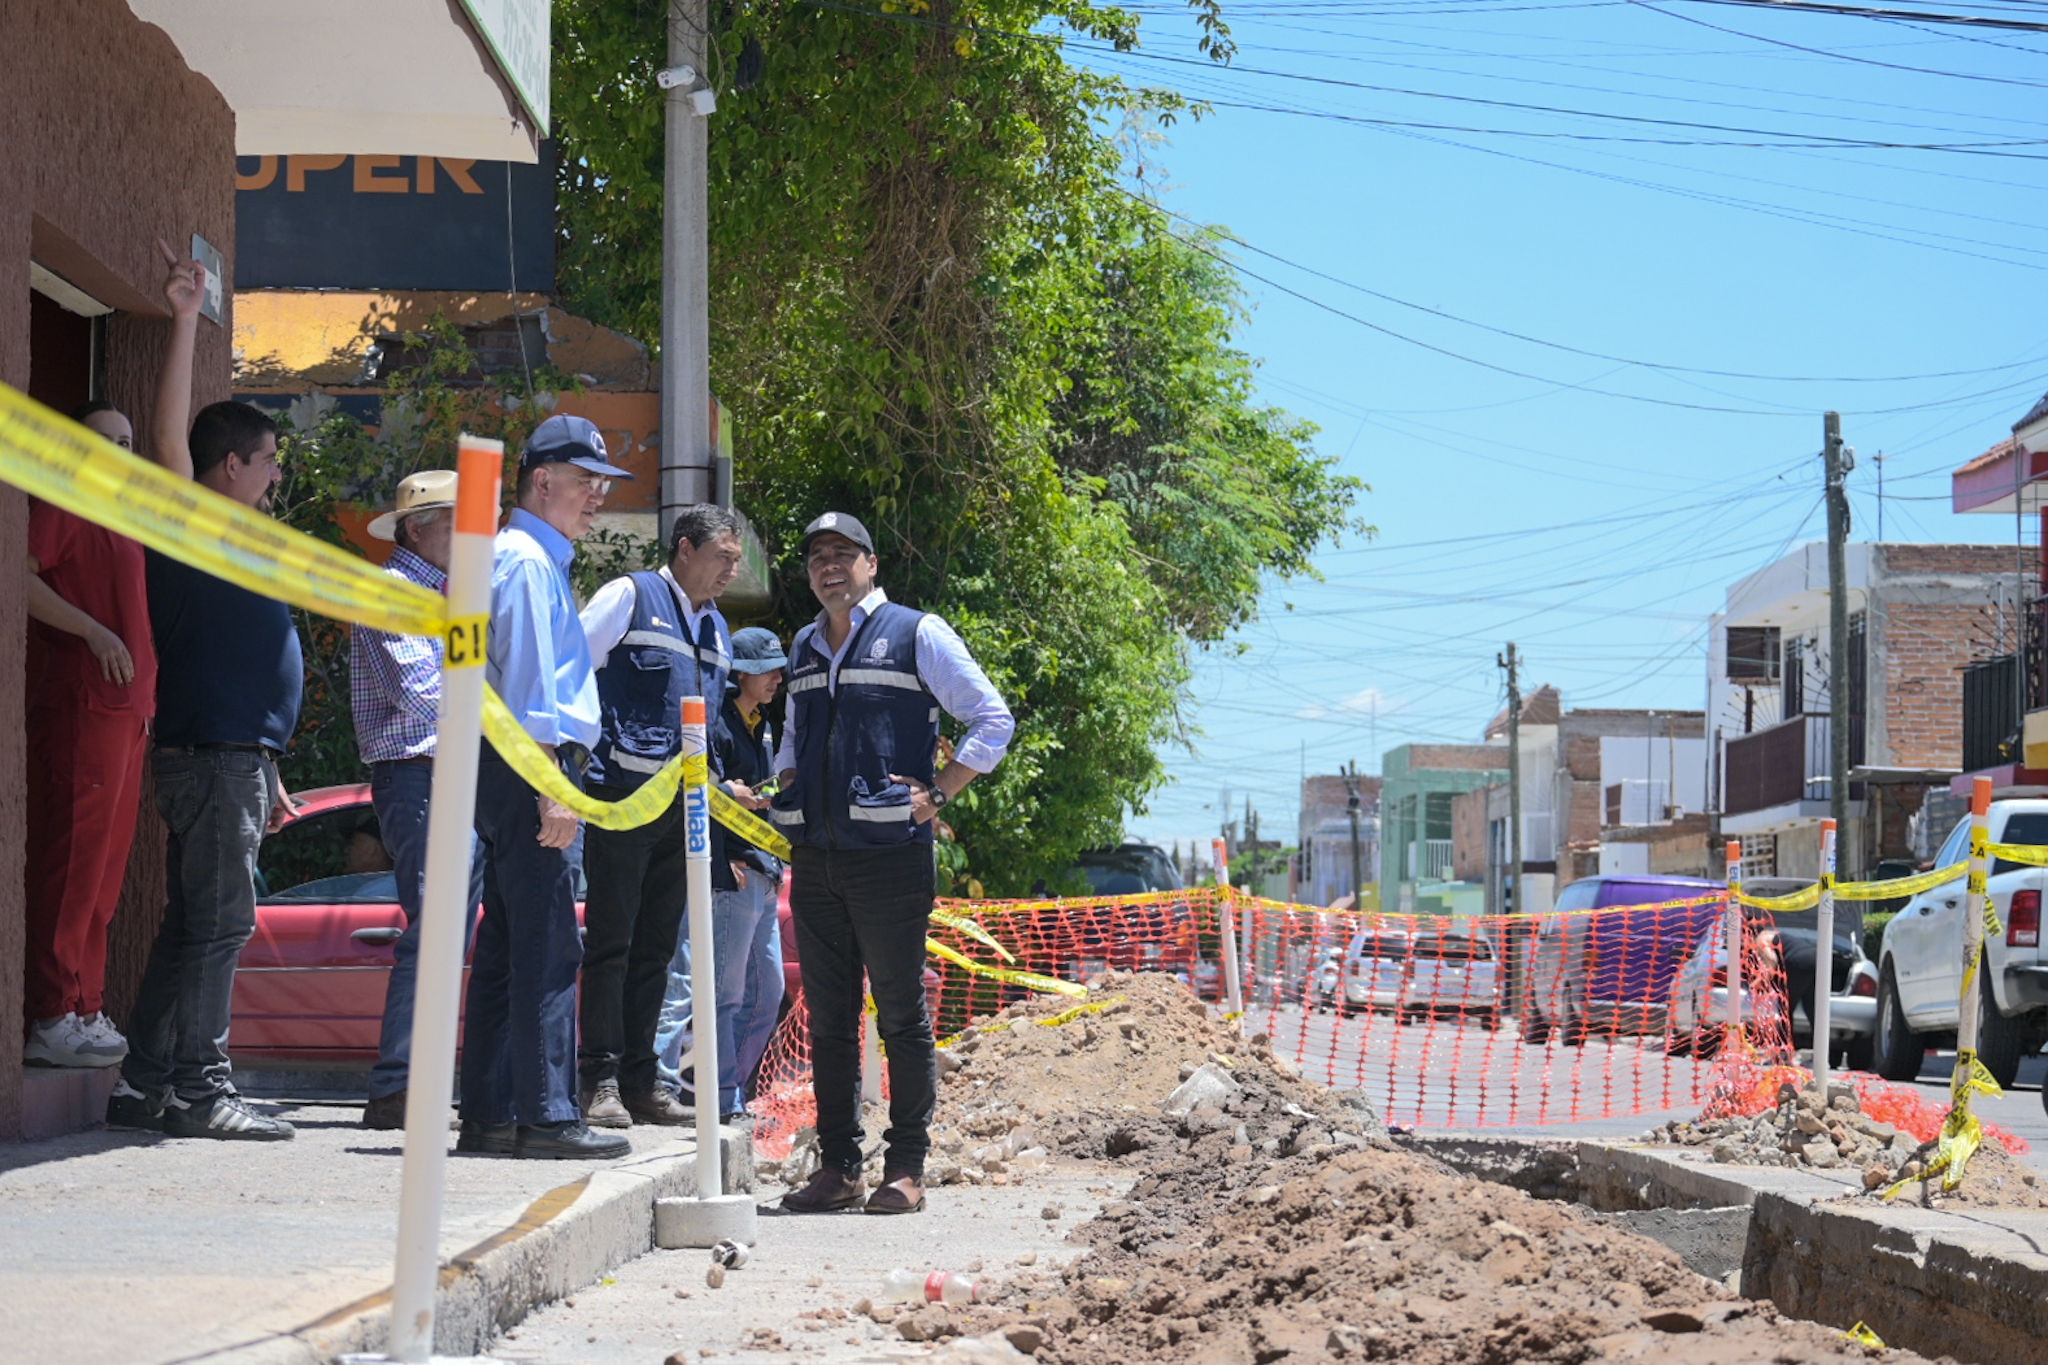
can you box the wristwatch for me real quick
[929,782,949,809]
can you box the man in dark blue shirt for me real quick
[105,310,304,1140]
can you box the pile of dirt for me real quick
[832,973,1926,1362]
[772,971,1369,1190]
[1648,1078,2047,1207]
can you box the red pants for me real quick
[24,702,149,1023]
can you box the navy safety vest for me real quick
[770,600,939,849]
[587,570,731,793]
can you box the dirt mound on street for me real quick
[843,973,1927,1362]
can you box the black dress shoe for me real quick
[455,1120,518,1155]
[515,1120,631,1160]
[363,1091,407,1130]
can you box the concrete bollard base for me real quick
[654,1194,759,1249]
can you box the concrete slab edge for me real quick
[179,1129,754,1365]
[1579,1141,2048,1365]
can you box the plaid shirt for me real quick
[350,547,448,763]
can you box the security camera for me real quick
[689,87,717,116]
[655,64,697,90]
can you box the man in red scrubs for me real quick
[23,399,158,1067]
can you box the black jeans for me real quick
[461,753,583,1126]
[790,843,936,1177]
[579,785,692,1095]
[122,748,273,1102]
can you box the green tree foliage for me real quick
[554,0,1362,892]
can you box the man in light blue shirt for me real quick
[459,415,633,1163]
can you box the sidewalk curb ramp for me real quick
[181,1128,753,1365]
[1404,1134,2048,1365]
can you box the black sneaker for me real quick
[162,1091,296,1141]
[105,1080,166,1132]
[515,1120,630,1160]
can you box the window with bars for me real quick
[1727,626,1781,682]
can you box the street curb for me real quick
[182,1128,754,1365]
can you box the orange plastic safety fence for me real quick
[743,887,1897,1159]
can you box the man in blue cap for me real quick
[460,414,635,1161]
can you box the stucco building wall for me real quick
[0,0,235,1137]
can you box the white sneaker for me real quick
[24,1013,125,1068]
[74,1012,129,1062]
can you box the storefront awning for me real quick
[125,1,548,162]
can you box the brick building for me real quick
[1379,742,1508,914]
[3,0,545,1140]
[1297,773,1381,908]
[1451,695,1705,913]
[1708,542,2017,882]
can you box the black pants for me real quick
[579,786,691,1095]
[791,843,936,1177]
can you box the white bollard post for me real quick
[384,435,499,1364]
[1725,840,1744,1034]
[1813,819,1838,1089]
[1955,777,1994,1079]
[653,697,757,1249]
[1214,837,1243,1016]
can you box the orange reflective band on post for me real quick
[455,436,503,536]
[683,697,707,725]
[1972,774,1993,818]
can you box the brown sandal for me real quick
[864,1173,927,1215]
[781,1167,867,1213]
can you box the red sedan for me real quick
[232,786,806,1068]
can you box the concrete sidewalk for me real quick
[0,1096,750,1365]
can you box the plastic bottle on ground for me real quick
[881,1268,984,1306]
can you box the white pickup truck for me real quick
[1874,798,2048,1088]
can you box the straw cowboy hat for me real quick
[367,469,459,541]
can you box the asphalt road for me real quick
[1260,1000,2048,1172]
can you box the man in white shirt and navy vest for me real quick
[577,504,748,1127]
[772,512,1014,1215]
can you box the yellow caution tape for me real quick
[1844,1322,1885,1348]
[930,909,1017,963]
[1835,862,1967,901]
[1739,883,1821,912]
[709,785,793,860]
[479,687,689,831]
[1736,861,1969,909]
[924,938,1087,997]
[1885,1053,2000,1199]
[0,382,447,637]
[1987,841,2048,866]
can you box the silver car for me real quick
[1339,929,1412,1015]
[1399,927,1501,1030]
[1667,922,1878,1066]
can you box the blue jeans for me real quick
[122,748,273,1102]
[653,870,784,1110]
[368,760,484,1101]
[460,753,583,1126]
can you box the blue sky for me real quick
[1061,1,2048,853]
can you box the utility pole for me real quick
[1499,644,1524,920]
[1824,413,1855,876]
[1343,760,1365,911]
[661,0,716,539]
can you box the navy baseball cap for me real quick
[729,627,789,675]
[521,414,635,478]
[796,510,875,556]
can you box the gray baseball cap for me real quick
[796,510,875,556]
[521,414,635,478]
